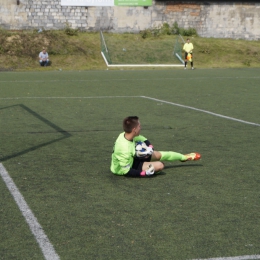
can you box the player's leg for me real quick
[132,156,164,174]
[152,151,184,161]
[184,52,188,69]
[152,151,200,162]
[142,161,164,172]
[142,150,201,173]
[191,54,194,69]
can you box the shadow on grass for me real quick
[164,164,203,169]
[0,104,71,162]
[110,164,203,178]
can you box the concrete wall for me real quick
[0,0,27,28]
[0,1,259,40]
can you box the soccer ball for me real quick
[135,141,147,157]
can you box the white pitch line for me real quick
[0,96,139,100]
[1,95,259,127]
[0,163,60,260]
[0,76,259,83]
[191,255,260,260]
[141,96,260,127]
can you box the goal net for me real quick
[100,31,184,67]
[173,34,185,65]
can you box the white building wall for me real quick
[0,1,259,40]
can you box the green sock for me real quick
[160,151,186,162]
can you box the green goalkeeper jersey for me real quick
[111,132,147,175]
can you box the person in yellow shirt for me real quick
[183,38,194,70]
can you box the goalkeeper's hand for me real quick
[136,142,148,157]
[136,143,154,158]
[145,164,155,176]
[146,145,154,156]
[136,146,154,158]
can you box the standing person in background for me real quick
[39,47,50,67]
[183,38,194,70]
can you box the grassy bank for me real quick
[0,29,259,71]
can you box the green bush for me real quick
[64,23,79,36]
[179,27,198,37]
[170,22,180,35]
[139,22,198,39]
[161,23,171,35]
[151,26,161,37]
[140,29,151,39]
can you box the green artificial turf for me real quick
[0,68,259,260]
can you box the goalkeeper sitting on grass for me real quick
[110,116,201,177]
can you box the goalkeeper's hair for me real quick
[123,116,139,133]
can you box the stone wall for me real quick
[0,1,259,40]
[0,0,27,29]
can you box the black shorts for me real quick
[132,155,152,171]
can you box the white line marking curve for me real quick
[0,163,60,260]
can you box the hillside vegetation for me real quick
[0,28,259,71]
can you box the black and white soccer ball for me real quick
[135,141,148,158]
